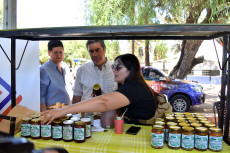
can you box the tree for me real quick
[154,41,168,61]
[156,0,229,79]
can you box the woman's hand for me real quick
[40,109,66,125]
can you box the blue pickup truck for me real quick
[141,66,206,112]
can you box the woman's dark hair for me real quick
[48,40,64,51]
[115,53,158,105]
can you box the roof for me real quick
[0,24,229,40]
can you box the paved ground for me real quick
[189,84,221,123]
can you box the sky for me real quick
[17,0,85,28]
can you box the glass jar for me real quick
[154,118,164,122]
[168,126,181,149]
[93,83,102,96]
[52,119,63,141]
[200,120,211,126]
[74,121,86,143]
[81,118,91,138]
[209,127,223,152]
[151,125,164,149]
[181,126,194,151]
[21,117,32,138]
[165,122,177,142]
[178,122,190,128]
[195,127,208,151]
[190,123,202,129]
[41,124,51,140]
[63,120,74,142]
[30,118,41,139]
[165,116,175,123]
[84,112,94,126]
[205,123,216,130]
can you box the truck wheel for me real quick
[170,95,190,112]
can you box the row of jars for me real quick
[151,112,223,152]
[21,114,92,143]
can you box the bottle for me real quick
[63,120,74,142]
[93,83,102,96]
[151,125,164,149]
[165,122,177,142]
[168,126,181,149]
[181,126,194,151]
[52,119,63,141]
[209,127,223,152]
[21,117,32,138]
[30,118,41,139]
[195,127,208,151]
[74,121,86,143]
[100,110,116,129]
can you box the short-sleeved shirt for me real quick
[40,59,73,106]
[116,80,156,120]
[73,59,117,101]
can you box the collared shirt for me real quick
[73,59,117,101]
[40,59,73,106]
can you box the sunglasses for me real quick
[111,64,125,71]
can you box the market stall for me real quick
[0,24,230,145]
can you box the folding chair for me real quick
[0,114,16,137]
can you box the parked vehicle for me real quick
[141,66,205,112]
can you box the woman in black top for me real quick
[41,54,157,125]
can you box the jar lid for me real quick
[169,125,181,130]
[182,126,194,131]
[155,121,165,126]
[205,123,216,128]
[167,122,177,126]
[22,117,32,121]
[179,122,190,127]
[72,114,82,118]
[183,112,192,115]
[174,112,183,115]
[66,114,72,118]
[196,127,208,132]
[81,118,91,122]
[165,116,175,120]
[74,121,85,126]
[155,118,164,122]
[70,117,80,122]
[30,114,39,119]
[31,118,41,122]
[200,120,211,124]
[152,125,164,130]
[53,119,62,124]
[63,120,74,125]
[191,123,202,127]
[209,127,222,133]
[197,117,208,121]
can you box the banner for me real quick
[0,38,40,114]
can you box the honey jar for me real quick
[151,125,164,149]
[21,117,32,138]
[181,126,194,151]
[41,124,52,140]
[52,119,63,141]
[168,126,181,149]
[81,118,91,138]
[195,127,208,151]
[63,120,74,142]
[30,118,41,139]
[165,122,177,142]
[74,121,86,143]
[209,127,223,152]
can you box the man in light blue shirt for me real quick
[40,40,73,112]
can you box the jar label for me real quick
[168,133,181,147]
[52,126,62,138]
[86,124,91,137]
[21,124,31,136]
[182,134,194,149]
[41,125,51,137]
[31,125,40,137]
[63,126,73,140]
[85,114,94,125]
[209,136,223,151]
[151,133,164,147]
[74,128,85,140]
[195,134,208,149]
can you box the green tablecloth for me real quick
[17,124,230,153]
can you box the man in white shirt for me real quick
[72,40,117,103]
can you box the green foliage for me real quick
[0,0,3,29]
[154,41,168,61]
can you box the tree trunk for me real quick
[169,40,204,79]
[132,40,134,54]
[145,40,150,66]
